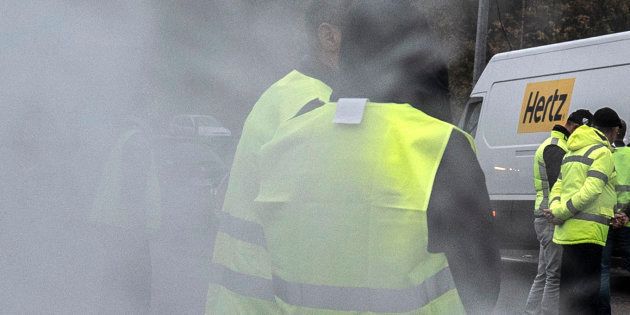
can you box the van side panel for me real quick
[475,64,630,247]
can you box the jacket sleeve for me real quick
[427,129,500,315]
[552,147,614,220]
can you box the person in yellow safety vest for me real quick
[545,107,624,315]
[599,119,630,315]
[90,116,161,314]
[250,1,500,314]
[205,1,354,313]
[525,109,593,315]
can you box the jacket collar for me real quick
[567,125,613,152]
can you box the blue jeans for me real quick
[599,226,630,315]
[525,218,563,315]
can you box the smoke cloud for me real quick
[0,1,474,314]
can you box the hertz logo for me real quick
[518,78,576,133]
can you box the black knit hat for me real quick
[567,109,593,126]
[593,107,622,128]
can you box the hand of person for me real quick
[543,208,564,225]
[612,212,629,229]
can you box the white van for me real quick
[459,31,630,248]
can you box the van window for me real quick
[463,99,483,137]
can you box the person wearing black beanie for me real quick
[525,109,592,315]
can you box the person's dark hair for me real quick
[304,0,354,43]
[335,0,452,121]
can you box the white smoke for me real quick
[0,1,474,314]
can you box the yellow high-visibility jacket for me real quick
[253,100,466,314]
[550,125,616,246]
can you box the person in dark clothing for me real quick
[525,109,593,315]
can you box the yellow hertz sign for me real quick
[518,78,576,133]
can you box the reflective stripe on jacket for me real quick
[550,125,616,246]
[207,70,333,314]
[533,130,568,216]
[252,102,466,314]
